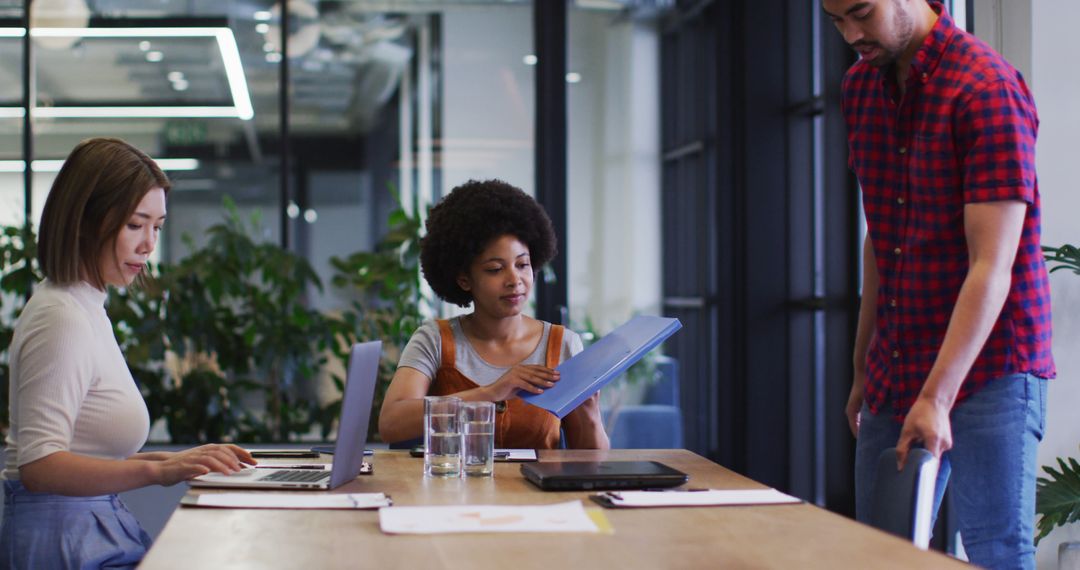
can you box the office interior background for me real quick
[0,0,1077,566]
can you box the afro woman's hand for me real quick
[482,364,560,401]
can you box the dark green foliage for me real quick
[1037,244,1080,543]
[0,224,40,432]
[1036,457,1080,544]
[329,190,425,440]
[1043,244,1080,275]
[138,196,346,442]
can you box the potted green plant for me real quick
[329,188,425,440]
[0,224,39,435]
[105,196,357,444]
[1035,244,1080,564]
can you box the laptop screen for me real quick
[328,340,381,489]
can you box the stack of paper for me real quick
[183,492,391,510]
[592,488,801,508]
[379,501,600,534]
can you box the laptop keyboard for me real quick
[261,470,332,483]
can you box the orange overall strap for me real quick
[436,319,455,369]
[545,324,564,369]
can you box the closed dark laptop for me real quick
[520,461,688,491]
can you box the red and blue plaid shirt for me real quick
[841,2,1055,421]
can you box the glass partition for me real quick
[0,13,24,227]
[567,3,662,330]
[0,0,679,444]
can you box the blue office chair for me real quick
[643,356,679,405]
[606,405,684,449]
[602,355,685,449]
[869,447,939,549]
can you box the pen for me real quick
[252,465,329,470]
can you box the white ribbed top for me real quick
[3,280,149,480]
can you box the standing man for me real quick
[825,0,1054,568]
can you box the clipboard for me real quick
[521,315,682,418]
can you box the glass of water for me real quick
[461,401,496,477]
[423,396,462,477]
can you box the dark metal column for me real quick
[279,0,291,250]
[21,1,35,303]
[532,0,568,324]
[822,5,860,518]
[660,0,861,510]
[22,0,34,230]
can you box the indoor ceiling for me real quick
[0,0,671,160]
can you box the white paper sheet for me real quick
[189,492,391,510]
[379,501,598,534]
[496,448,538,461]
[596,488,801,508]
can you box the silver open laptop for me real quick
[190,341,380,490]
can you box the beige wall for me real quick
[979,0,1080,567]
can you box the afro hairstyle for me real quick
[420,179,557,307]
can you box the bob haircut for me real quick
[37,137,171,289]
[419,179,557,307]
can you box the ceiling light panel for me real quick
[0,26,253,120]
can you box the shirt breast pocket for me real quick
[909,131,961,205]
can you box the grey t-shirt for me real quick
[397,317,584,386]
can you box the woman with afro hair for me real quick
[378,179,609,449]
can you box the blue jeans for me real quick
[0,479,152,569]
[854,373,1047,570]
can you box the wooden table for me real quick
[141,449,967,569]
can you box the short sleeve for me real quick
[958,79,1038,204]
[11,305,95,467]
[395,320,442,380]
[560,329,585,363]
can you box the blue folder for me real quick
[521,315,682,418]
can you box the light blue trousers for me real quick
[0,479,152,569]
[855,373,1047,570]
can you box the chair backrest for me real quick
[607,405,684,449]
[645,355,680,406]
[869,447,939,549]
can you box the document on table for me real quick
[496,448,537,462]
[591,488,802,508]
[182,492,391,510]
[379,501,599,534]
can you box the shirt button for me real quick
[921,72,928,82]
[899,147,907,154]
[892,350,900,359]
[894,247,902,255]
[890,299,897,307]
[897,197,905,205]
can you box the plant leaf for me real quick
[1036,456,1080,544]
